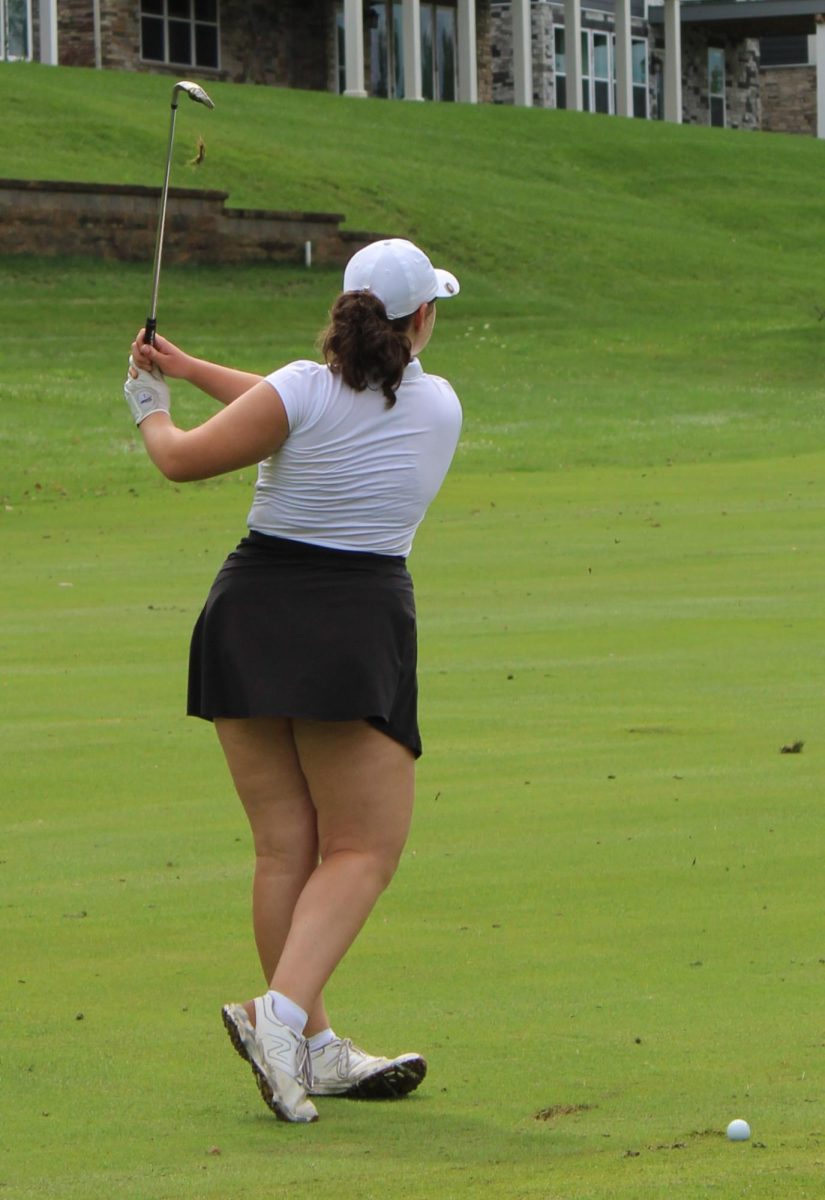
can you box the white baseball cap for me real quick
[343,238,460,320]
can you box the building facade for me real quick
[4,0,825,135]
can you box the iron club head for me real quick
[172,80,215,109]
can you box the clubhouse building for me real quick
[6,0,825,135]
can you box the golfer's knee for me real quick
[323,843,403,893]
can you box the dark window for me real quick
[141,15,164,60]
[168,19,192,63]
[195,22,218,68]
[141,0,219,68]
[708,47,725,127]
[759,35,809,67]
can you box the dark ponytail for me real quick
[320,290,413,408]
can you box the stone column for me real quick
[344,0,367,97]
[663,0,682,123]
[39,0,58,64]
[93,0,102,69]
[563,0,582,111]
[513,0,533,106]
[817,17,825,137]
[614,0,633,116]
[457,0,479,102]
[403,0,424,99]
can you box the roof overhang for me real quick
[648,0,825,35]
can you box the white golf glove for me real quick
[124,355,171,426]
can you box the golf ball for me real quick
[726,1119,751,1141]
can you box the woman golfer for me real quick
[124,238,462,1123]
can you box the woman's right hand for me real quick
[130,330,192,380]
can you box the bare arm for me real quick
[138,379,290,482]
[130,330,263,406]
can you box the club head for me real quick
[172,80,215,110]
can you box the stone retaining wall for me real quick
[0,179,375,266]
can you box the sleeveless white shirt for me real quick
[247,358,462,557]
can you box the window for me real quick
[556,29,648,117]
[581,29,591,111]
[632,37,647,118]
[141,0,219,70]
[1,0,30,60]
[759,35,809,67]
[341,1,456,101]
[708,46,725,127]
[592,31,611,113]
[393,1,404,98]
[554,27,566,109]
[336,4,345,93]
[433,4,456,101]
[421,5,434,99]
[368,2,390,95]
[368,2,404,98]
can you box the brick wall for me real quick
[100,0,142,72]
[58,0,95,67]
[219,0,329,88]
[759,65,816,136]
[0,179,376,267]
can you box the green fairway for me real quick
[2,63,825,1199]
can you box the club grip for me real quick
[145,317,157,347]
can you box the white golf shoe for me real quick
[222,999,318,1124]
[309,1037,427,1099]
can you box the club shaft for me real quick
[146,98,181,345]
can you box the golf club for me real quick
[145,80,215,346]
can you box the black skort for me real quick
[187,531,421,758]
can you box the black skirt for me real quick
[187,531,421,757]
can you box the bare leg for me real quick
[218,717,418,1118]
[268,719,415,1014]
[215,716,331,1034]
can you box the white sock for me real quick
[264,990,308,1036]
[307,1028,338,1052]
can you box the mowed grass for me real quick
[2,63,825,1199]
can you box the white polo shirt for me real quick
[247,358,462,557]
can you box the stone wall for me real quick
[649,28,760,130]
[728,38,761,131]
[489,0,555,107]
[0,179,376,267]
[679,29,760,130]
[759,65,816,136]
[477,0,494,103]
